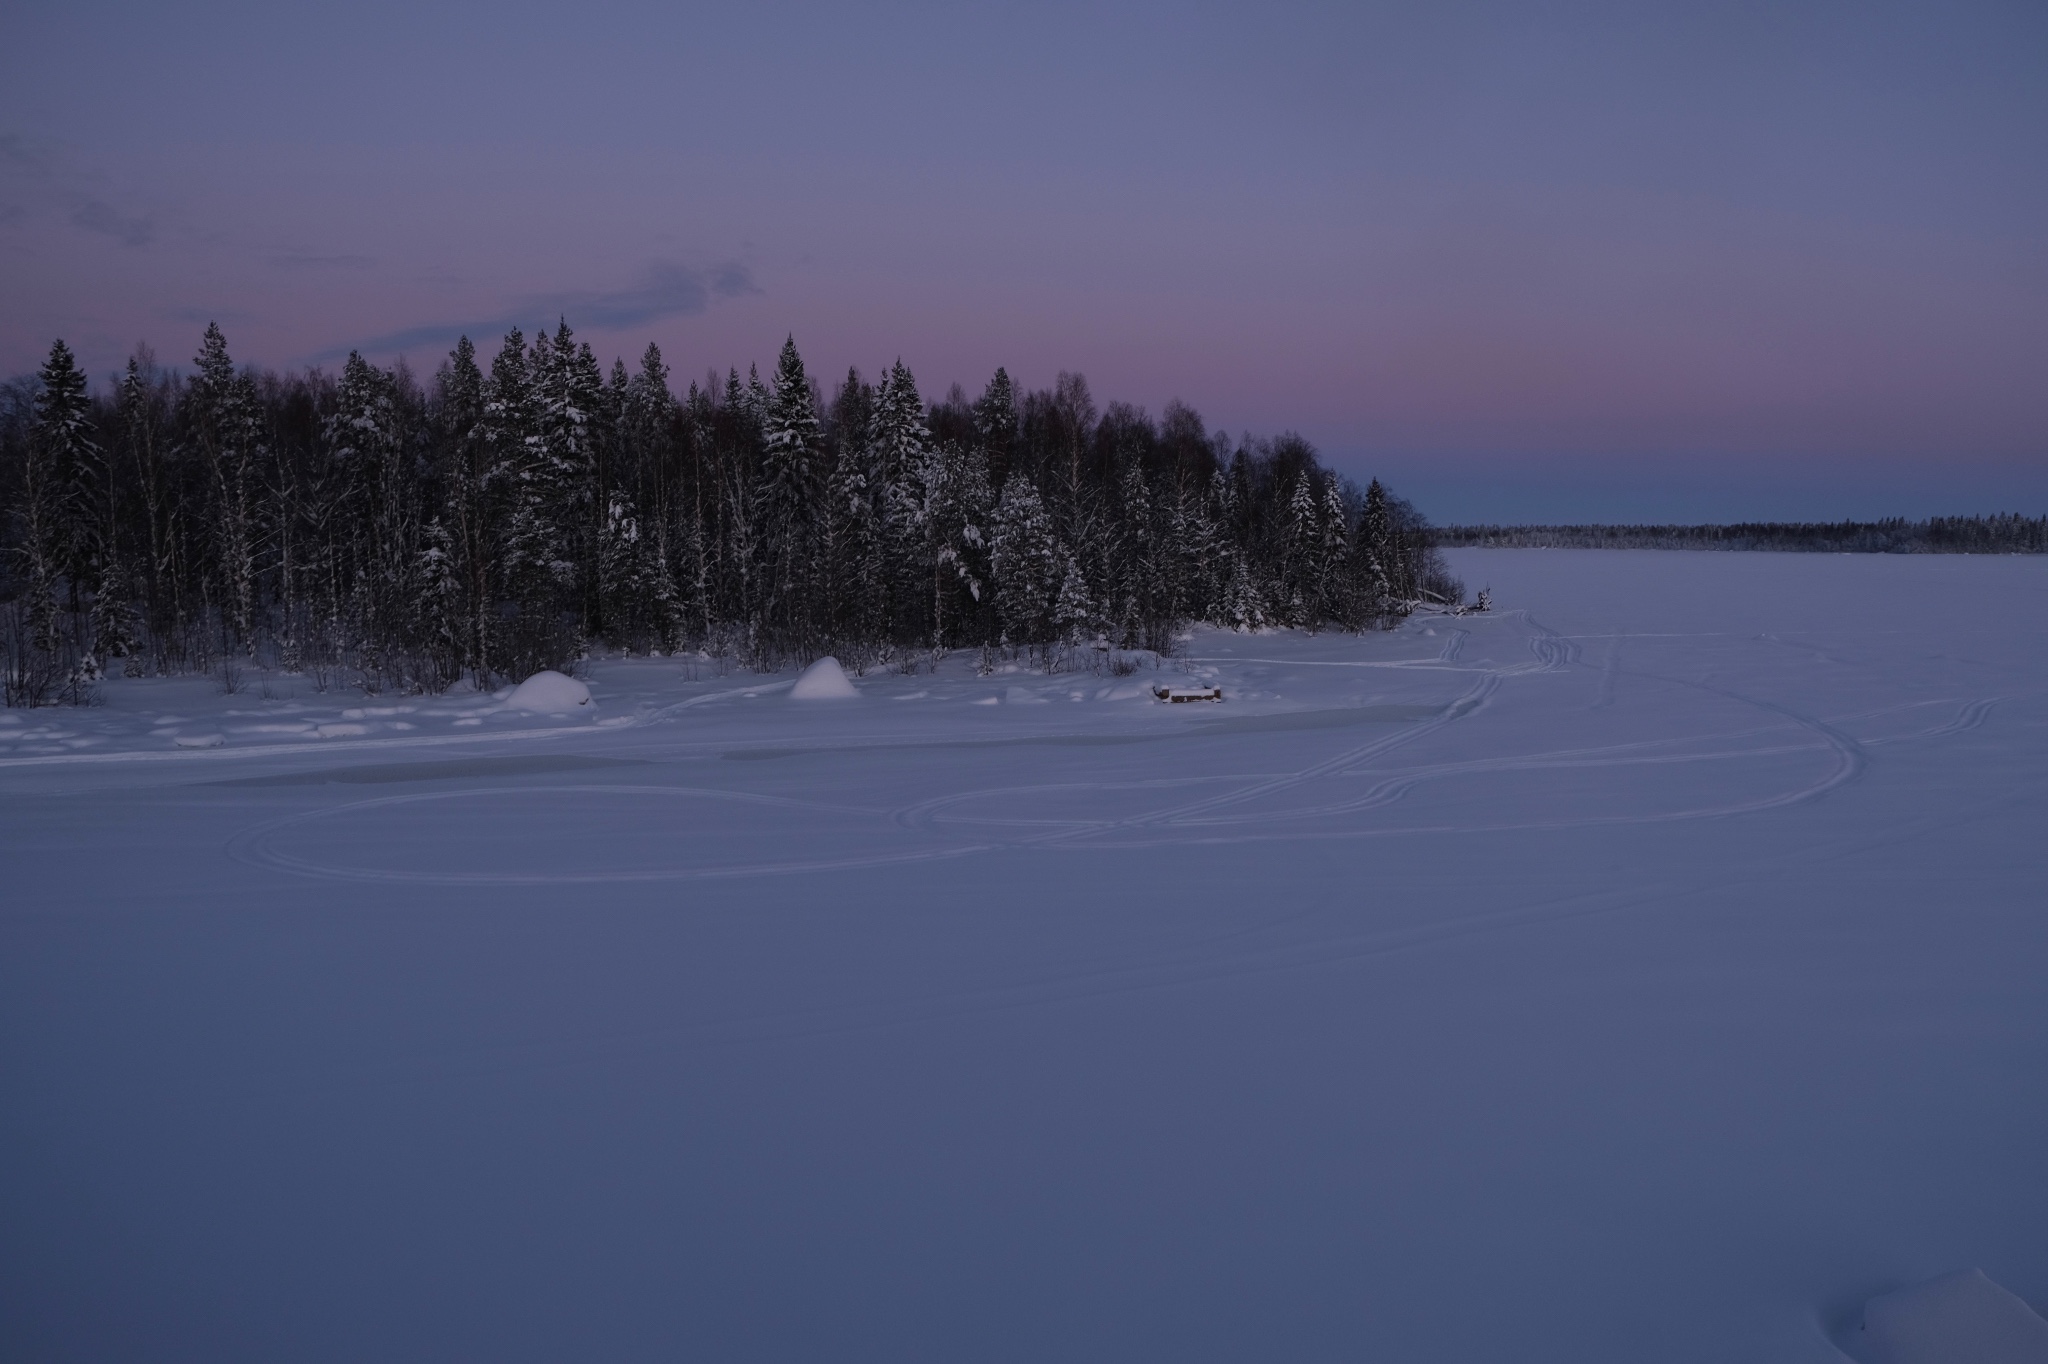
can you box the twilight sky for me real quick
[3,0,2044,521]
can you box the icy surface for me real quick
[788,655,858,700]
[2,550,2045,1361]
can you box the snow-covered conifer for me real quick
[759,336,822,642]
[189,324,263,652]
[990,473,1060,643]
[24,340,100,654]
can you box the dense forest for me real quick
[0,325,1458,704]
[1439,518,2048,553]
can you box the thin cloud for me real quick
[70,198,154,247]
[2,133,157,247]
[0,132,49,176]
[270,252,376,271]
[161,305,253,327]
[327,261,761,362]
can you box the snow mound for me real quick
[1853,1270,2048,1364]
[502,671,592,714]
[789,656,858,700]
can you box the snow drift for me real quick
[502,671,591,714]
[789,656,858,700]
[1852,1270,2048,1364]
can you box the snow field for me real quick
[2,549,2045,1362]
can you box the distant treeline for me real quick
[1438,517,2048,554]
[1,325,1458,703]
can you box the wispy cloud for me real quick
[573,261,759,329]
[163,305,252,326]
[2,131,157,247]
[0,132,48,176]
[70,198,154,247]
[327,261,761,362]
[270,252,375,271]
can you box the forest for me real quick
[0,325,1459,704]
[1438,517,2048,553]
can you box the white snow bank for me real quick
[789,656,858,700]
[502,671,592,714]
[1852,1270,2048,1364]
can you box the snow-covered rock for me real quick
[789,656,858,700]
[1852,1270,2048,1364]
[502,671,592,714]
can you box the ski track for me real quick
[1593,632,1623,709]
[212,605,1957,885]
[19,551,2048,1364]
[183,598,2042,889]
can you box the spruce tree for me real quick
[1318,474,1353,627]
[1282,471,1322,629]
[871,359,935,640]
[759,336,821,643]
[22,340,95,654]
[974,367,1019,487]
[485,327,569,672]
[117,350,178,654]
[328,351,407,655]
[1052,550,1094,644]
[597,491,652,646]
[0,323,1454,683]
[1360,477,1394,612]
[188,324,261,653]
[437,336,491,679]
[822,369,885,656]
[415,516,461,686]
[990,473,1059,644]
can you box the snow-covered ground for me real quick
[3,549,2044,1361]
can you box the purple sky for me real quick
[4,1,2044,521]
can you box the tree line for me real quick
[1,325,1458,703]
[1438,518,2048,553]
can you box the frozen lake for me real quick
[3,549,2045,1361]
